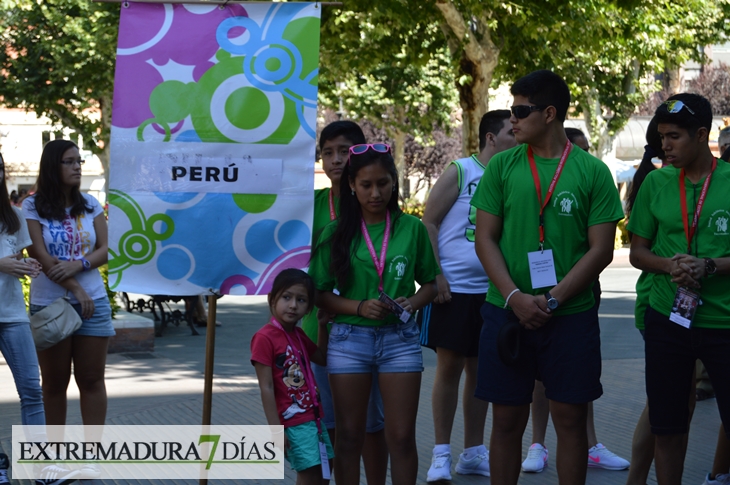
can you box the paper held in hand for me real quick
[378,292,412,323]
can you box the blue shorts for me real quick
[327,319,423,374]
[285,421,334,472]
[476,302,602,406]
[30,296,115,338]
[311,363,384,433]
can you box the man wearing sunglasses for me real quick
[628,93,730,485]
[470,69,623,485]
[420,109,515,481]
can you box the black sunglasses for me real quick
[511,105,547,119]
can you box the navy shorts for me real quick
[644,306,730,437]
[418,293,486,356]
[475,302,603,406]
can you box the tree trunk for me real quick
[579,89,609,158]
[435,0,500,157]
[665,64,682,94]
[393,128,407,198]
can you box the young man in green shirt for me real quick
[628,93,730,485]
[471,69,623,485]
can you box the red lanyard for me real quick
[328,189,336,221]
[360,211,391,292]
[270,318,322,433]
[527,141,572,250]
[679,158,717,253]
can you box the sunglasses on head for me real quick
[349,143,391,156]
[661,100,696,116]
[510,105,547,119]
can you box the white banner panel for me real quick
[13,425,284,480]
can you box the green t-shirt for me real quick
[309,212,440,327]
[471,144,624,315]
[627,161,730,329]
[302,188,339,341]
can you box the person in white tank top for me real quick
[420,110,517,481]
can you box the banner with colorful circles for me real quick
[108,2,320,295]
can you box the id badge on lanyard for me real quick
[670,159,716,328]
[526,142,571,289]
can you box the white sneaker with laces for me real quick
[426,452,452,482]
[521,443,548,473]
[704,473,730,485]
[37,463,80,485]
[455,449,490,477]
[78,461,101,479]
[587,443,629,470]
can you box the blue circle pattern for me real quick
[158,193,312,289]
[215,4,318,138]
[157,247,191,280]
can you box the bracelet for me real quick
[504,289,521,309]
[356,299,366,317]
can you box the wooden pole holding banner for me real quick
[93,0,342,5]
[200,293,217,485]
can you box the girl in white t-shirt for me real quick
[0,152,82,482]
[22,140,113,480]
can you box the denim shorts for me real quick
[284,421,334,472]
[311,363,385,433]
[327,319,424,374]
[30,296,115,338]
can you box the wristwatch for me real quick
[80,257,91,272]
[705,258,717,276]
[544,292,559,311]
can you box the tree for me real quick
[0,0,119,181]
[320,0,730,160]
[318,7,459,194]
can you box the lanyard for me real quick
[269,318,323,434]
[360,211,391,292]
[679,158,717,254]
[527,141,572,251]
[328,189,336,221]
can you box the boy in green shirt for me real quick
[627,93,730,485]
[471,70,623,485]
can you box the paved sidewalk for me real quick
[0,265,723,484]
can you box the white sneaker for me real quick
[704,473,730,485]
[37,464,80,485]
[77,461,101,479]
[455,449,489,477]
[426,452,452,482]
[521,443,548,473]
[587,443,629,470]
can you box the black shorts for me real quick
[644,306,730,437]
[418,293,486,357]
[475,302,603,406]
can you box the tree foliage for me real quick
[0,0,119,172]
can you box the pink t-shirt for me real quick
[250,324,320,428]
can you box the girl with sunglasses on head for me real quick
[304,121,390,485]
[309,143,439,485]
[22,139,113,480]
